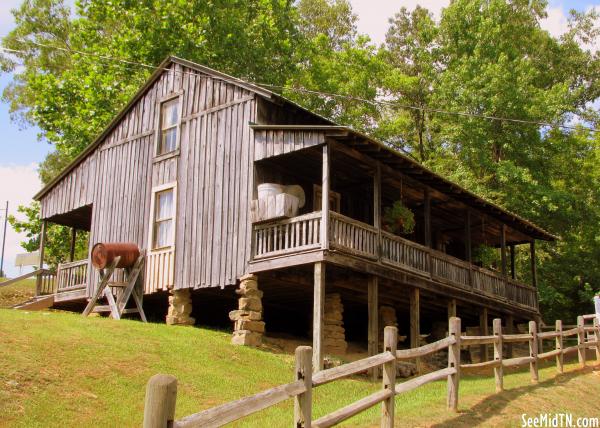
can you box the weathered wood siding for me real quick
[174,74,257,290]
[38,61,260,294]
[254,129,326,161]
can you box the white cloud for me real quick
[349,0,449,45]
[350,0,599,51]
[541,5,570,39]
[0,163,41,277]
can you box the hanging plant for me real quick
[382,201,415,234]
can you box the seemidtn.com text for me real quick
[522,413,600,428]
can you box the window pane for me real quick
[162,99,179,128]
[154,220,173,248]
[156,190,173,220]
[160,127,177,153]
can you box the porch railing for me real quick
[253,211,322,259]
[56,259,88,292]
[251,211,538,310]
[330,212,378,260]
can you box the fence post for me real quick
[493,318,503,392]
[555,320,563,374]
[447,317,461,411]
[594,318,600,363]
[577,316,586,368]
[382,325,398,428]
[529,321,538,383]
[143,374,177,428]
[294,346,313,428]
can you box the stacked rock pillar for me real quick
[229,274,265,347]
[323,293,347,355]
[166,288,195,325]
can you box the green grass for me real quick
[1,309,599,427]
[0,278,36,308]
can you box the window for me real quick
[152,187,175,249]
[158,98,179,155]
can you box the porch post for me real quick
[500,224,507,277]
[313,261,325,372]
[69,228,77,262]
[447,298,457,319]
[367,275,379,380]
[510,244,516,279]
[410,287,421,373]
[530,241,537,288]
[321,144,330,251]
[36,220,47,295]
[424,188,431,248]
[374,162,381,260]
[464,210,472,263]
[479,307,489,361]
[506,314,514,358]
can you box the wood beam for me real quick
[367,276,379,380]
[321,144,330,251]
[506,315,514,358]
[424,188,431,248]
[410,287,421,372]
[36,220,47,296]
[479,307,489,361]
[510,244,516,280]
[465,210,472,263]
[447,298,457,319]
[69,228,77,262]
[313,262,325,372]
[530,241,537,288]
[500,224,507,277]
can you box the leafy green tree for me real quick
[286,0,385,131]
[380,6,439,161]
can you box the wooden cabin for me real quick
[32,57,555,367]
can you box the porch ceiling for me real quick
[251,125,556,244]
[45,204,92,231]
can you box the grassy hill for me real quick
[1,309,599,427]
[0,278,36,308]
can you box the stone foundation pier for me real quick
[229,274,265,347]
[166,288,195,326]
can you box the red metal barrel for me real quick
[91,242,140,269]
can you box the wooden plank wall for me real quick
[254,130,325,161]
[39,62,260,295]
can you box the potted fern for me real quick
[382,201,415,234]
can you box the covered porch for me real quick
[247,124,554,370]
[35,205,92,302]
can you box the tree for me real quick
[380,6,439,161]
[2,0,302,179]
[286,0,385,131]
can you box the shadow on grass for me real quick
[431,368,592,428]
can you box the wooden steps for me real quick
[12,295,55,311]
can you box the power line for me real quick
[2,41,598,134]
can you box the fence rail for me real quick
[142,313,599,428]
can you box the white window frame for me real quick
[148,182,177,251]
[155,92,183,157]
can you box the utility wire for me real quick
[2,41,598,134]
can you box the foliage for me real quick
[8,202,88,269]
[382,201,415,234]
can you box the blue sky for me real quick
[0,0,598,277]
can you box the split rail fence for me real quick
[143,314,600,428]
